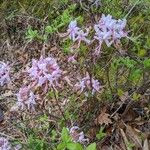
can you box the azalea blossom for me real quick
[0,62,10,86]
[27,56,62,89]
[67,20,80,41]
[0,137,11,150]
[94,14,128,55]
[69,126,89,144]
[67,20,90,47]
[75,73,101,95]
[16,86,36,111]
[75,30,90,47]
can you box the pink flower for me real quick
[75,30,90,47]
[0,137,11,150]
[75,74,101,96]
[67,20,80,41]
[26,91,36,110]
[69,126,89,144]
[94,14,128,55]
[67,20,90,47]
[16,86,36,111]
[28,56,62,89]
[0,62,10,86]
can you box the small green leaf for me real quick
[96,127,106,141]
[57,143,66,150]
[117,89,124,97]
[132,92,141,101]
[138,49,146,57]
[45,26,53,33]
[66,143,83,150]
[61,127,71,142]
[86,143,96,150]
[143,58,150,68]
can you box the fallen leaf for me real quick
[120,128,130,150]
[94,108,112,125]
[126,125,142,148]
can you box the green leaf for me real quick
[86,143,96,150]
[96,127,106,141]
[45,26,53,33]
[129,69,142,84]
[61,127,71,143]
[66,143,83,150]
[57,143,66,150]
[138,49,146,57]
[143,58,150,68]
[117,89,124,97]
[132,92,141,101]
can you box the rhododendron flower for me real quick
[0,137,11,150]
[67,20,80,41]
[16,86,36,110]
[0,62,10,86]
[28,56,62,89]
[67,20,90,47]
[94,14,128,55]
[75,30,90,47]
[75,74,101,95]
[69,126,89,144]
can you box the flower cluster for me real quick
[68,20,90,47]
[16,86,36,111]
[15,56,62,111]
[75,73,101,95]
[28,56,62,89]
[94,14,127,55]
[0,62,10,86]
[0,137,11,150]
[66,14,128,56]
[69,126,89,144]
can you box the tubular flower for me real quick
[16,86,36,111]
[75,74,101,95]
[94,14,128,55]
[67,20,80,41]
[0,62,10,86]
[75,30,90,47]
[69,126,89,144]
[27,56,62,89]
[67,20,90,47]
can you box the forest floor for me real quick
[0,0,150,150]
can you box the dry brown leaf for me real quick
[120,128,130,150]
[126,125,142,148]
[94,108,112,125]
